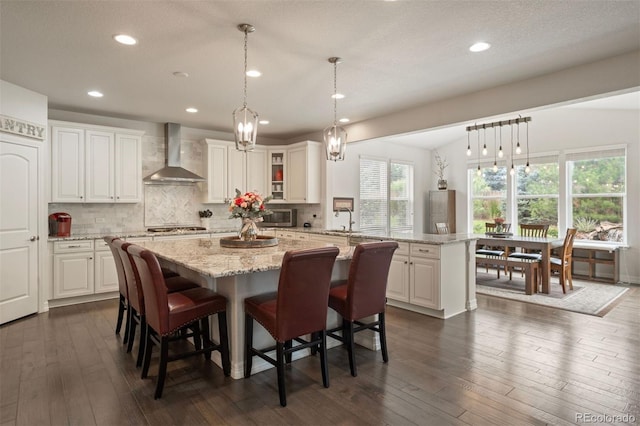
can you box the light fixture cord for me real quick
[243,28,248,108]
[333,60,338,126]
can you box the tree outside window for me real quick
[516,161,559,237]
[470,166,507,233]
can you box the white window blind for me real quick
[359,157,388,232]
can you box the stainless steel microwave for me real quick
[261,209,297,227]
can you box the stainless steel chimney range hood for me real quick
[143,122,206,183]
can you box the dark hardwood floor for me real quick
[1,286,638,425]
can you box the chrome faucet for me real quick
[335,207,355,233]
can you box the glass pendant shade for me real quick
[233,105,258,151]
[323,124,347,161]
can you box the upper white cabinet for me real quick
[203,139,268,203]
[286,141,321,203]
[50,121,143,203]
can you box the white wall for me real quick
[435,107,640,283]
[324,139,431,233]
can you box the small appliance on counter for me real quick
[261,209,297,227]
[48,212,72,237]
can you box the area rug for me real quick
[475,271,630,317]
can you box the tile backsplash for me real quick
[48,135,321,234]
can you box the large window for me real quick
[516,158,559,237]
[567,148,625,242]
[469,165,507,234]
[359,157,413,233]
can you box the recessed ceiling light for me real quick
[339,118,350,123]
[113,34,137,45]
[331,93,345,99]
[259,120,269,125]
[246,70,262,77]
[173,71,189,78]
[87,90,103,98]
[469,42,491,52]
[186,107,198,113]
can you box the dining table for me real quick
[476,234,564,293]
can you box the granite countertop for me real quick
[138,236,354,279]
[48,226,478,245]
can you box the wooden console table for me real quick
[571,245,620,284]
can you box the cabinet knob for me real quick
[80,196,83,199]
[110,196,114,199]
[117,196,120,199]
[29,236,37,241]
[404,261,408,264]
[89,257,93,260]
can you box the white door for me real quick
[0,141,39,324]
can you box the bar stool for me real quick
[244,246,339,407]
[113,239,200,367]
[327,241,398,377]
[104,236,130,343]
[126,244,230,399]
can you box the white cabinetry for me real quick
[50,121,143,203]
[203,139,268,203]
[52,239,119,301]
[94,239,118,293]
[386,242,441,309]
[286,141,321,203]
[385,241,466,319]
[308,233,348,246]
[52,240,95,298]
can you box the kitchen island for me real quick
[136,232,479,378]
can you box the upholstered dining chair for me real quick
[112,239,199,367]
[435,223,450,234]
[327,241,398,377]
[550,228,578,293]
[127,244,230,399]
[244,246,339,407]
[104,236,131,343]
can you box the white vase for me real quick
[200,217,211,230]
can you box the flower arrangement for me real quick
[228,189,273,220]
[198,209,213,218]
[494,217,505,224]
[433,151,448,181]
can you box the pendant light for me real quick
[232,23,258,152]
[323,57,347,161]
[525,120,531,174]
[482,125,488,156]
[476,128,481,176]
[466,131,472,156]
[492,126,498,172]
[509,123,515,176]
[515,121,522,155]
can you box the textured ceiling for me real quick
[1,1,639,141]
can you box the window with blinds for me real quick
[359,157,414,233]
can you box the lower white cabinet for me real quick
[386,241,465,319]
[52,239,118,299]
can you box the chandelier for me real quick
[466,116,532,175]
[232,23,258,152]
[323,57,347,161]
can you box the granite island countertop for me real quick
[284,227,479,245]
[137,236,354,279]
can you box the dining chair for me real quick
[244,246,339,407]
[507,224,550,278]
[550,228,578,293]
[327,241,398,377]
[435,222,450,234]
[476,223,506,277]
[127,244,230,399]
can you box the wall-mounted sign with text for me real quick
[0,114,46,140]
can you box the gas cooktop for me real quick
[147,226,207,233]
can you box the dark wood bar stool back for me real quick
[327,241,398,377]
[244,246,339,407]
[126,244,230,399]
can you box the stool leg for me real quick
[344,319,357,377]
[379,312,389,363]
[201,317,212,360]
[122,302,131,345]
[217,312,230,376]
[141,324,153,379]
[244,313,253,378]
[127,309,138,354]
[136,315,147,367]
[276,342,287,407]
[284,340,292,364]
[154,337,169,399]
[116,294,125,335]
[319,330,329,388]
[191,321,202,351]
